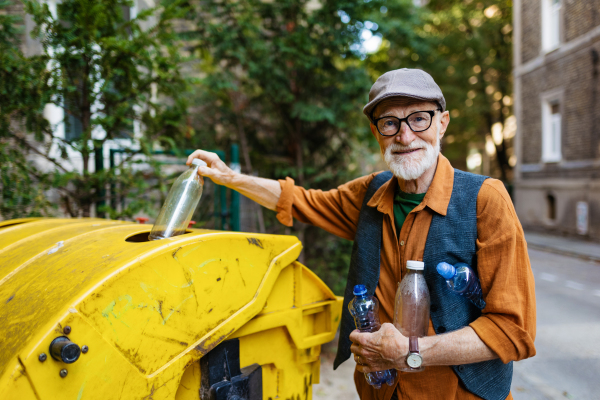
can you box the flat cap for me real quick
[363,68,446,122]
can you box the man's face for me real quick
[370,97,450,180]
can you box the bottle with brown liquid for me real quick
[393,260,430,372]
[149,159,206,240]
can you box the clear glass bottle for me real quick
[348,284,396,389]
[393,260,430,372]
[149,159,206,241]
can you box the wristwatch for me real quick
[406,336,423,369]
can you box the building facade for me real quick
[513,0,600,241]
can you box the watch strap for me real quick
[409,336,419,354]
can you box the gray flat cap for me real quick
[363,68,446,122]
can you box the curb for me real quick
[527,242,600,264]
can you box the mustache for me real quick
[385,139,428,153]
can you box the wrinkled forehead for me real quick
[373,97,439,119]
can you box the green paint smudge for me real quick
[76,381,86,400]
[102,301,116,319]
[197,258,220,270]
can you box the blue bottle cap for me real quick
[436,262,457,280]
[353,284,368,296]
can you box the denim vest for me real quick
[334,170,512,400]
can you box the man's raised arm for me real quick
[187,149,281,211]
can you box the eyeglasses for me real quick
[373,109,441,136]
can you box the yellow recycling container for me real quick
[0,218,343,400]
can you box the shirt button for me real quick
[437,326,446,333]
[400,240,405,246]
[458,365,465,372]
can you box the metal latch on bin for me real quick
[200,338,262,400]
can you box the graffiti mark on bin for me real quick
[48,241,64,255]
[161,294,194,325]
[247,237,264,249]
[172,247,182,260]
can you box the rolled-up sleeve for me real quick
[469,179,537,363]
[275,173,377,241]
[276,177,296,227]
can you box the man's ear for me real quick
[439,111,450,137]
[370,123,378,139]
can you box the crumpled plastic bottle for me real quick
[436,262,486,310]
[349,284,397,389]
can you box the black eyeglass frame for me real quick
[372,109,442,136]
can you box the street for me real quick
[314,248,600,400]
[512,248,600,400]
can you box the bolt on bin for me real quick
[0,218,343,400]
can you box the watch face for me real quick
[407,353,422,368]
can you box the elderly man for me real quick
[187,69,536,400]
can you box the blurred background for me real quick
[1,0,600,398]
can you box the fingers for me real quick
[186,149,222,167]
[352,346,370,370]
[349,329,368,345]
[351,343,376,361]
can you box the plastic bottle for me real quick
[393,260,430,372]
[348,285,396,389]
[149,159,206,241]
[436,262,486,309]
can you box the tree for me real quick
[0,0,55,218]
[0,0,193,219]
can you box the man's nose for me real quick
[395,122,416,145]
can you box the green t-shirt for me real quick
[393,188,426,238]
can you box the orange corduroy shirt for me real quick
[275,155,536,400]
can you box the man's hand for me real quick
[350,323,408,373]
[186,149,236,187]
[186,148,282,211]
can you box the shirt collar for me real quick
[367,154,454,217]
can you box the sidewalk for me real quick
[313,336,360,400]
[525,231,600,263]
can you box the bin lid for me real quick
[0,218,303,377]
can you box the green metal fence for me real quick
[97,145,240,231]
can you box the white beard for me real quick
[383,135,440,180]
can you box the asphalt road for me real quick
[511,248,600,400]
[313,248,600,400]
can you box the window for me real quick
[546,194,556,221]
[542,100,562,162]
[63,101,83,141]
[542,0,561,52]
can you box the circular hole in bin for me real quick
[125,231,193,243]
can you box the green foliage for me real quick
[0,0,55,217]
[185,0,375,183]
[0,142,55,218]
[0,0,193,219]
